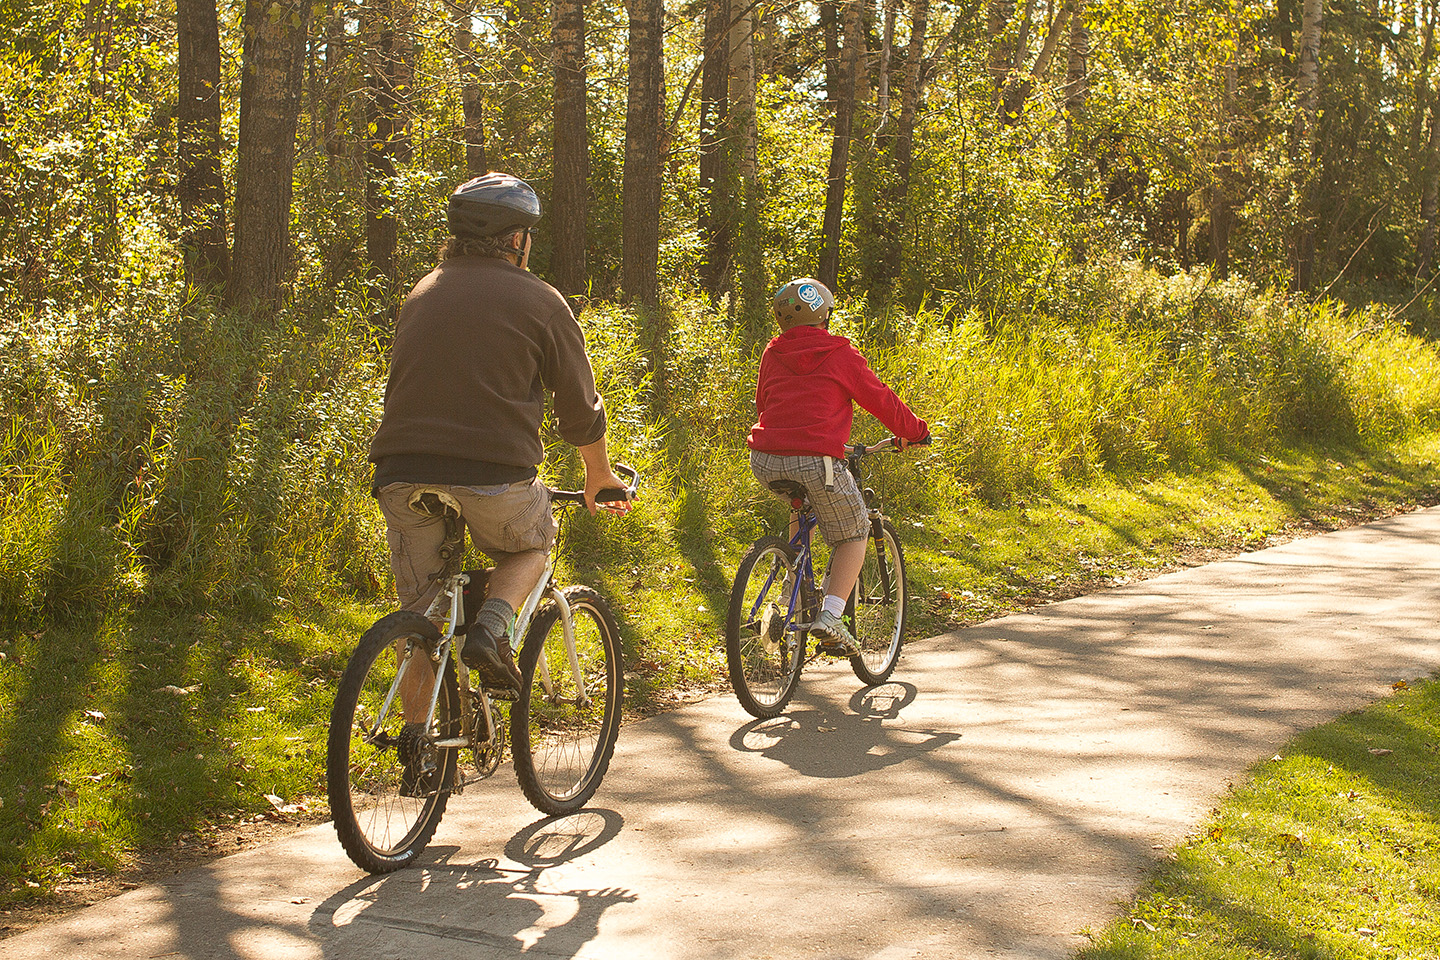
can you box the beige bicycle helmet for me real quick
[773,277,834,331]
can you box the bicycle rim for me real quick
[726,537,804,718]
[327,611,458,873]
[849,519,906,685]
[512,586,621,816]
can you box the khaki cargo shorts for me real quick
[376,477,555,610]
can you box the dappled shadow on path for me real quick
[308,810,634,960]
[604,510,1440,957]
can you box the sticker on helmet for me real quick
[798,283,824,311]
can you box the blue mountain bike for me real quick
[725,438,923,719]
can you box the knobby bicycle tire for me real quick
[726,536,805,718]
[847,518,907,685]
[328,611,460,873]
[511,586,623,816]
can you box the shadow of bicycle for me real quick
[310,809,634,958]
[727,682,960,779]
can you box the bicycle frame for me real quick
[743,507,822,639]
[368,548,588,765]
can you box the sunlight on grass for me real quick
[1077,676,1440,960]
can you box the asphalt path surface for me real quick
[5,506,1439,960]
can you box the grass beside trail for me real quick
[0,436,1436,910]
[1075,675,1440,960]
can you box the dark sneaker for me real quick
[396,722,436,798]
[809,609,860,657]
[461,624,523,691]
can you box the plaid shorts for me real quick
[750,450,870,544]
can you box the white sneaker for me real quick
[809,609,859,656]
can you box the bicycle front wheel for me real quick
[848,518,907,685]
[327,611,459,874]
[726,536,805,719]
[511,586,622,816]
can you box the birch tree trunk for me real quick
[551,0,589,297]
[1000,0,1070,125]
[450,0,487,176]
[177,0,228,289]
[1064,0,1089,125]
[227,0,308,311]
[622,0,664,307]
[730,1,766,323]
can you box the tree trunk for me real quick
[818,0,863,291]
[1211,59,1238,281]
[1064,0,1089,125]
[895,0,929,188]
[987,0,1015,97]
[551,0,588,297]
[1000,1,1070,125]
[698,0,733,296]
[1417,113,1440,279]
[228,0,309,312]
[451,0,487,175]
[177,0,229,289]
[622,0,664,307]
[876,0,898,126]
[364,0,414,294]
[730,4,758,182]
[1292,0,1322,290]
[730,1,767,325]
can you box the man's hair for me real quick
[440,230,522,261]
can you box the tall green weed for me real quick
[2,263,1438,634]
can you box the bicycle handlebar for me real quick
[548,462,640,508]
[850,434,934,457]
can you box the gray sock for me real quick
[476,598,515,643]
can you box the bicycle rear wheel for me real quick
[847,518,907,685]
[511,586,622,816]
[328,611,459,873]
[726,536,805,718]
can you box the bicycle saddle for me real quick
[408,488,463,519]
[767,479,809,501]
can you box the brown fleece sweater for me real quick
[368,256,606,486]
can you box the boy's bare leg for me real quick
[820,538,868,607]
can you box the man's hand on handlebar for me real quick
[584,465,635,516]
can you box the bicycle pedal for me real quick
[485,687,519,701]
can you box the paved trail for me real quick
[5,507,1439,960]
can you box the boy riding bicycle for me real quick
[746,278,929,654]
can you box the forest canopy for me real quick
[3,0,1439,324]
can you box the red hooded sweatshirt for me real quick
[747,325,928,459]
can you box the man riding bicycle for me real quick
[369,172,630,697]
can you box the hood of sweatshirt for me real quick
[767,325,848,376]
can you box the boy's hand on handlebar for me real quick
[891,433,931,451]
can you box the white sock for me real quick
[822,594,846,618]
